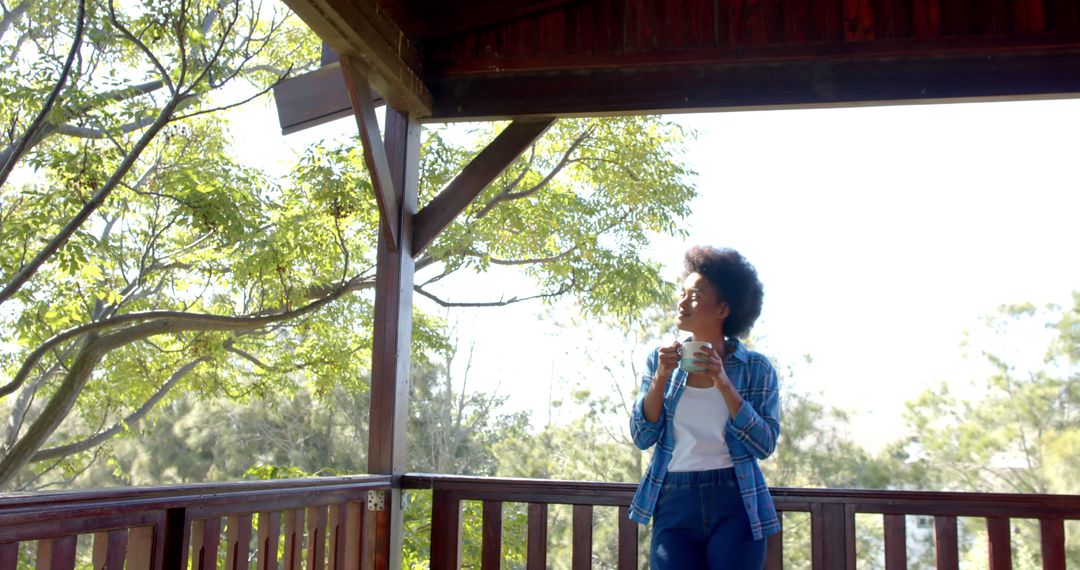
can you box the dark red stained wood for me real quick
[686,0,709,48]
[0,543,17,569]
[727,0,746,45]
[872,0,910,39]
[810,503,850,570]
[430,492,462,569]
[572,504,593,570]
[367,107,420,570]
[284,510,304,570]
[41,535,77,570]
[527,503,548,570]
[617,506,637,570]
[813,0,843,41]
[373,506,391,570]
[914,0,942,37]
[341,56,400,252]
[539,9,567,55]
[844,0,875,40]
[200,518,222,570]
[105,529,128,570]
[1047,0,1080,32]
[226,514,252,570]
[765,525,783,570]
[883,514,906,570]
[986,517,1012,570]
[1039,518,1065,570]
[481,501,502,570]
[592,0,621,53]
[344,502,363,570]
[306,506,327,570]
[412,117,554,255]
[934,515,959,570]
[1014,0,1047,32]
[782,0,810,42]
[258,511,281,570]
[328,504,347,570]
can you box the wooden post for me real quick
[365,104,420,570]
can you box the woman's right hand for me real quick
[643,341,680,423]
[654,341,681,388]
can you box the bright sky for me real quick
[234,96,1080,452]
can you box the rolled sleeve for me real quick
[728,359,781,459]
[630,349,664,450]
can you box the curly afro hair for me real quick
[683,246,764,339]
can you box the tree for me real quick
[902,295,1080,568]
[0,1,696,490]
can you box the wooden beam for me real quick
[425,47,1080,120]
[280,0,431,116]
[342,57,399,252]
[365,107,419,570]
[274,63,388,135]
[412,117,555,256]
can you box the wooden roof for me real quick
[280,0,1080,123]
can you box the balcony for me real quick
[3,474,1078,569]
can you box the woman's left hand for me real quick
[694,345,743,415]
[693,346,733,391]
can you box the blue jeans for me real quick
[650,468,767,570]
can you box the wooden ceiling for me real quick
[280,0,1080,122]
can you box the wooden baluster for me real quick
[193,518,222,570]
[0,543,18,569]
[226,514,253,570]
[765,518,783,570]
[883,514,907,570]
[986,517,1011,570]
[344,502,363,570]
[36,536,76,570]
[127,526,153,570]
[307,506,328,570]
[284,509,305,570]
[431,490,462,569]
[617,506,637,570]
[810,503,850,570]
[481,500,502,570]
[934,515,959,570]
[527,503,547,570]
[92,529,128,570]
[329,504,347,570]
[572,505,592,570]
[1040,518,1065,570]
[190,520,205,569]
[258,512,281,570]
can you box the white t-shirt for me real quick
[667,385,734,472]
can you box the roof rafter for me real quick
[282,0,432,117]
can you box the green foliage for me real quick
[1,0,697,490]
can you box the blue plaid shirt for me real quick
[629,339,781,540]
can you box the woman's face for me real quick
[676,272,728,334]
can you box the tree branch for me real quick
[0,91,186,307]
[0,0,85,190]
[472,125,593,220]
[414,278,574,309]
[29,356,211,462]
[0,1,29,43]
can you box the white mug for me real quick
[680,341,712,372]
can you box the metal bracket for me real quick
[367,490,386,511]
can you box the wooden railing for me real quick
[0,475,391,569]
[403,474,1080,570]
[3,475,1078,568]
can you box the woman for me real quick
[629,246,780,569]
